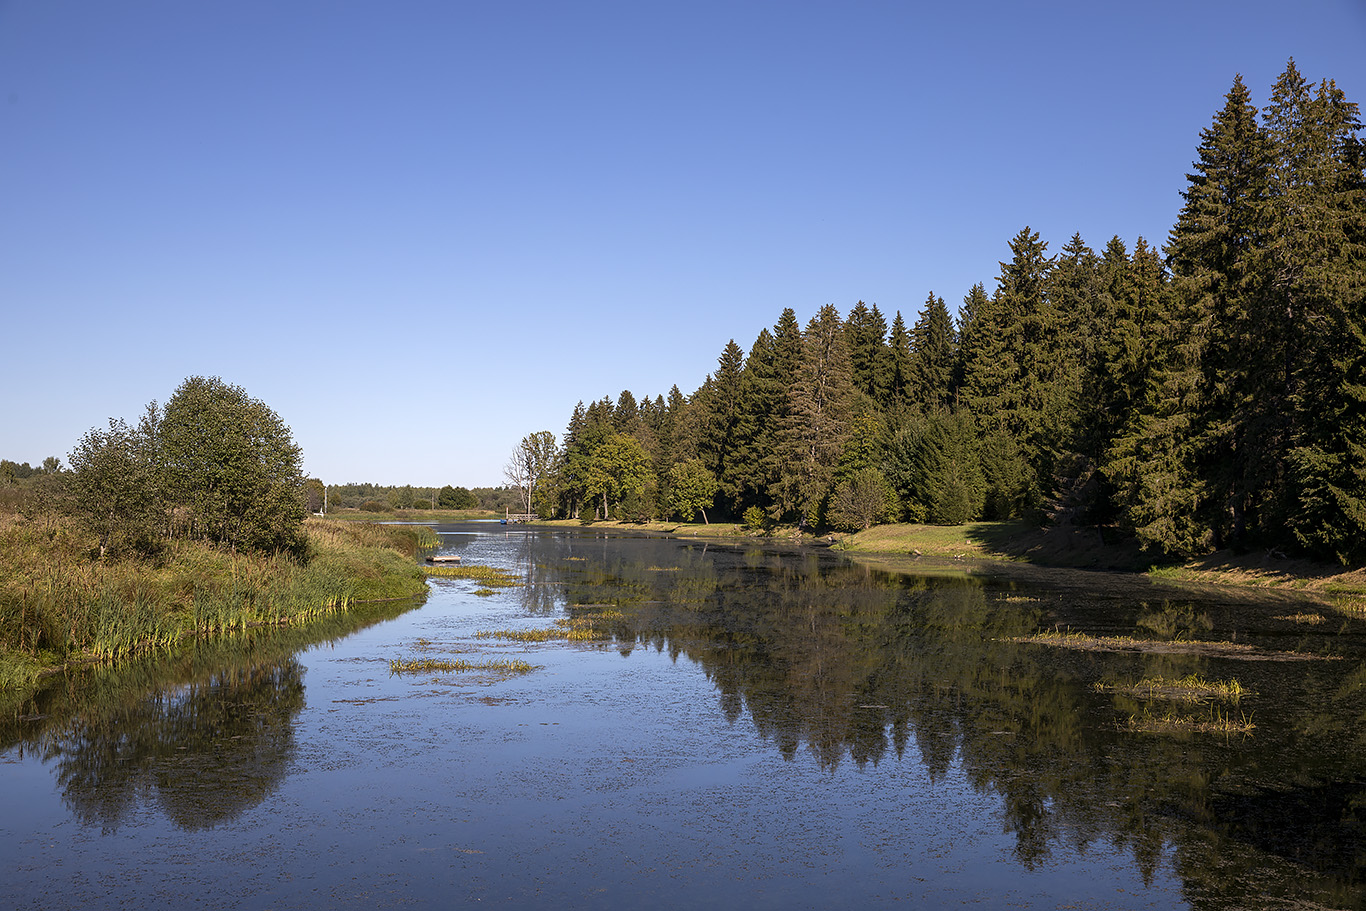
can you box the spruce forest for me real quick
[522,62,1366,564]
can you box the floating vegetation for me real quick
[1274,612,1326,625]
[388,657,536,674]
[475,628,560,642]
[1136,605,1213,640]
[1094,674,1251,703]
[472,588,498,597]
[423,564,520,586]
[475,609,625,644]
[1009,630,1329,661]
[1123,707,1255,736]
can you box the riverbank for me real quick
[530,516,1366,600]
[0,515,432,692]
[837,521,1366,600]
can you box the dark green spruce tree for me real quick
[1270,69,1366,561]
[1130,73,1267,554]
[909,292,957,411]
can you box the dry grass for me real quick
[1150,552,1366,596]
[1274,612,1327,625]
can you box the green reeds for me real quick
[0,514,429,689]
[1094,674,1251,703]
[475,628,561,642]
[474,609,625,643]
[1123,706,1255,735]
[422,564,520,586]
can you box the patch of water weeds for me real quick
[422,564,521,587]
[389,657,537,674]
[1093,674,1251,703]
[1273,612,1326,625]
[1123,706,1256,736]
[475,609,626,644]
[1007,630,1335,661]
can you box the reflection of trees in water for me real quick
[563,536,1366,904]
[5,597,419,833]
[46,659,304,832]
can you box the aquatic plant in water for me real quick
[1093,674,1251,703]
[388,657,536,674]
[1123,706,1255,735]
[423,564,520,586]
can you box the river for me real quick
[4,522,1364,909]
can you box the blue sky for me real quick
[3,1,1365,487]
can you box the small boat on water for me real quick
[426,554,462,564]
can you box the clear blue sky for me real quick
[3,1,1364,487]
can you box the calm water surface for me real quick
[4,522,1366,909]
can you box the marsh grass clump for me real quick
[1274,612,1326,624]
[475,628,560,642]
[1136,605,1213,641]
[475,608,626,644]
[1123,707,1255,736]
[423,564,520,587]
[472,588,498,597]
[389,657,536,674]
[1094,674,1251,703]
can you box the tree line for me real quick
[321,482,518,513]
[509,61,1366,563]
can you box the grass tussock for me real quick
[389,657,536,674]
[423,564,520,586]
[475,608,625,644]
[1008,630,1323,661]
[1275,612,1326,624]
[1094,674,1251,703]
[0,512,428,687]
[1123,707,1256,736]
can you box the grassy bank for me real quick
[834,521,1366,597]
[0,514,431,691]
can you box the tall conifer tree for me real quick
[774,305,856,524]
[909,292,956,411]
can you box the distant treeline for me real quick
[512,62,1366,564]
[322,482,518,514]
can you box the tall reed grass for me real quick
[0,513,428,688]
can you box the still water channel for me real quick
[4,522,1366,909]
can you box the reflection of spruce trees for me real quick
[47,659,305,832]
[567,539,1366,901]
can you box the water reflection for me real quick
[47,659,304,832]
[3,597,421,833]
[486,526,1366,907]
